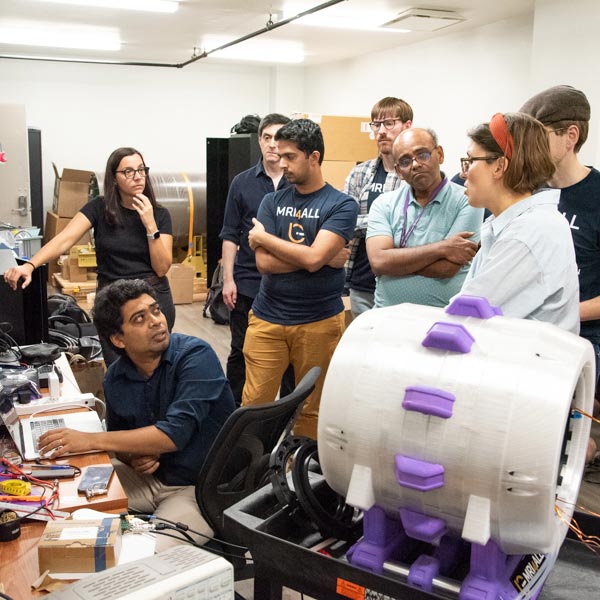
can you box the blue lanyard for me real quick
[399,177,448,248]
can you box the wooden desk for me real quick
[0,451,128,600]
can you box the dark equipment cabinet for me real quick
[205,133,261,284]
[28,128,44,233]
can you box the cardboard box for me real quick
[60,254,70,280]
[70,244,97,267]
[167,263,194,304]
[44,212,91,246]
[44,211,91,284]
[38,518,121,574]
[294,114,376,162]
[67,256,87,282]
[322,160,357,191]
[342,295,353,328]
[52,163,94,217]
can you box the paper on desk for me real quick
[46,509,156,580]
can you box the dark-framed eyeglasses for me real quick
[369,118,404,132]
[460,156,500,174]
[395,148,436,171]
[116,166,150,179]
[546,127,568,136]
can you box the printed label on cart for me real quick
[364,591,396,600]
[336,578,365,600]
[511,553,547,592]
[336,578,397,600]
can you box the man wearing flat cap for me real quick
[521,85,600,373]
[521,85,600,462]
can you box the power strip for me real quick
[0,501,70,522]
[47,545,234,599]
[6,393,97,417]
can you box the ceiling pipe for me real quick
[0,0,347,68]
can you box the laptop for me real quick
[4,410,105,461]
[0,248,18,275]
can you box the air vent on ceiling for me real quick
[381,8,465,32]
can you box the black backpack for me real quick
[203,263,230,325]
[47,293,98,338]
[230,114,261,134]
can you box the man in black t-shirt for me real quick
[242,120,358,439]
[521,86,600,376]
[521,85,600,463]
[343,97,413,317]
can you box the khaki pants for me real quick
[241,311,345,439]
[114,460,213,553]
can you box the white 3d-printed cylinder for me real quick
[318,300,595,555]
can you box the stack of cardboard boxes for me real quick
[294,114,376,189]
[44,164,95,284]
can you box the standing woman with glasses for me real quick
[4,146,175,362]
[458,113,579,333]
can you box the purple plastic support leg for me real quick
[347,505,407,574]
[459,539,507,600]
[408,554,440,592]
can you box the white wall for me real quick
[0,59,277,211]
[530,0,600,165]
[2,1,599,215]
[303,14,535,176]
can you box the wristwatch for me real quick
[147,230,160,240]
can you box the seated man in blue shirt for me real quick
[38,279,235,552]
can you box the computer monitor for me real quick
[0,260,48,347]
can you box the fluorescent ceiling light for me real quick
[33,0,178,13]
[282,4,409,33]
[0,22,120,51]
[202,36,304,64]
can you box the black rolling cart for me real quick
[225,483,600,600]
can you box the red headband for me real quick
[489,113,514,159]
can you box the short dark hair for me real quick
[92,279,157,355]
[371,97,413,123]
[274,119,325,164]
[103,147,159,227]
[547,119,589,153]
[468,112,555,194]
[258,113,291,137]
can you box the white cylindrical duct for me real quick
[318,298,594,555]
[95,172,206,253]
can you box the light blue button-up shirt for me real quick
[459,189,580,334]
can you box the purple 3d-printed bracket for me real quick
[408,536,469,592]
[347,505,408,573]
[403,385,455,418]
[422,321,475,353]
[408,554,440,592]
[395,455,445,492]
[446,295,503,319]
[400,508,447,544]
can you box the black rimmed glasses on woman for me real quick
[460,156,500,175]
[116,166,150,179]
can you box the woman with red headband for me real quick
[457,112,579,334]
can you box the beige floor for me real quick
[173,301,600,599]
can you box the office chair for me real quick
[195,366,321,579]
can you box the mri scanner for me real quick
[318,295,595,599]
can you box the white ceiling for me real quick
[1,0,534,68]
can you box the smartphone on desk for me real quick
[77,465,114,498]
